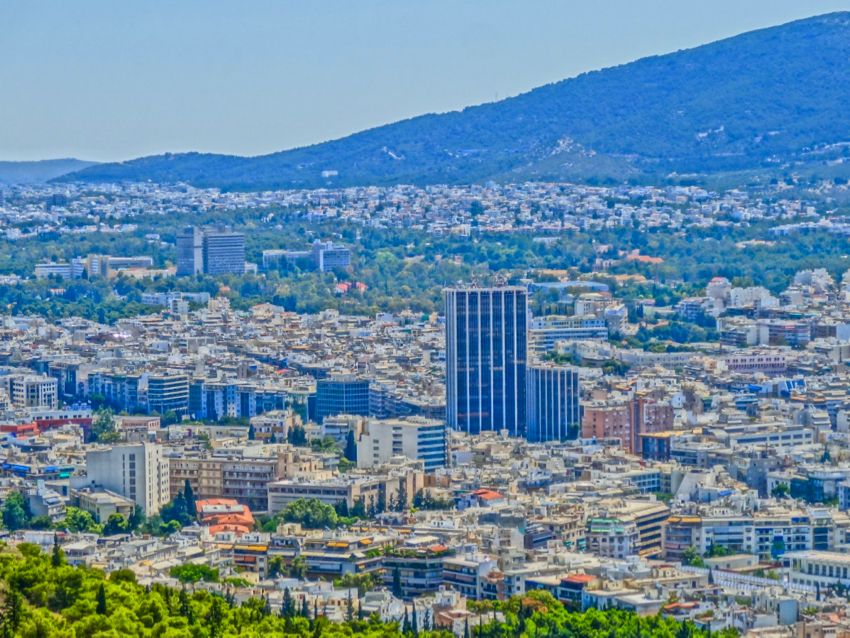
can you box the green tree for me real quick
[392,565,402,598]
[344,430,358,463]
[2,589,24,635]
[1,492,31,531]
[280,498,338,529]
[681,546,705,568]
[63,506,102,533]
[52,533,64,568]
[170,564,219,583]
[90,407,121,443]
[96,583,107,615]
[102,513,129,536]
[184,479,197,518]
[772,483,790,499]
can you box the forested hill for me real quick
[0,159,97,184]
[61,12,850,189]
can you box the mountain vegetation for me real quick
[59,13,850,189]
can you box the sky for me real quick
[1,1,848,163]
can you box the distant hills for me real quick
[0,159,98,184]
[59,12,850,189]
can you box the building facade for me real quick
[445,286,528,437]
[526,364,581,442]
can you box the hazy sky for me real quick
[1,1,847,162]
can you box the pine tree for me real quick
[96,583,107,615]
[52,533,64,568]
[184,479,197,518]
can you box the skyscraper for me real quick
[203,226,245,275]
[176,226,203,276]
[526,363,581,442]
[176,225,245,276]
[445,286,528,437]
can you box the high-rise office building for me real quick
[204,227,245,275]
[147,375,190,417]
[176,226,245,276]
[445,286,528,436]
[316,375,370,423]
[526,363,581,442]
[176,226,203,276]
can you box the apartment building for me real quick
[82,443,171,515]
[168,454,282,512]
[442,552,498,600]
[586,499,670,559]
[5,374,58,409]
[528,315,608,353]
[147,374,190,416]
[357,417,447,471]
[267,472,422,513]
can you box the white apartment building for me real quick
[82,443,170,515]
[357,417,447,472]
[5,374,58,409]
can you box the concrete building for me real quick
[203,226,246,276]
[177,225,245,276]
[358,417,447,471]
[6,374,58,409]
[528,315,608,353]
[82,443,170,515]
[176,226,204,276]
[147,375,190,416]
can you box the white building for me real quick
[5,374,58,409]
[357,417,447,472]
[82,443,170,515]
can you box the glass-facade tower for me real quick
[445,287,527,437]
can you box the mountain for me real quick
[59,13,850,189]
[0,159,99,184]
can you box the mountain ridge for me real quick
[58,12,850,189]
[0,159,99,184]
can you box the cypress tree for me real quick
[346,590,354,621]
[184,479,197,517]
[96,583,107,615]
[52,533,64,568]
[392,565,402,597]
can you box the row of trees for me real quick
[0,541,732,638]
